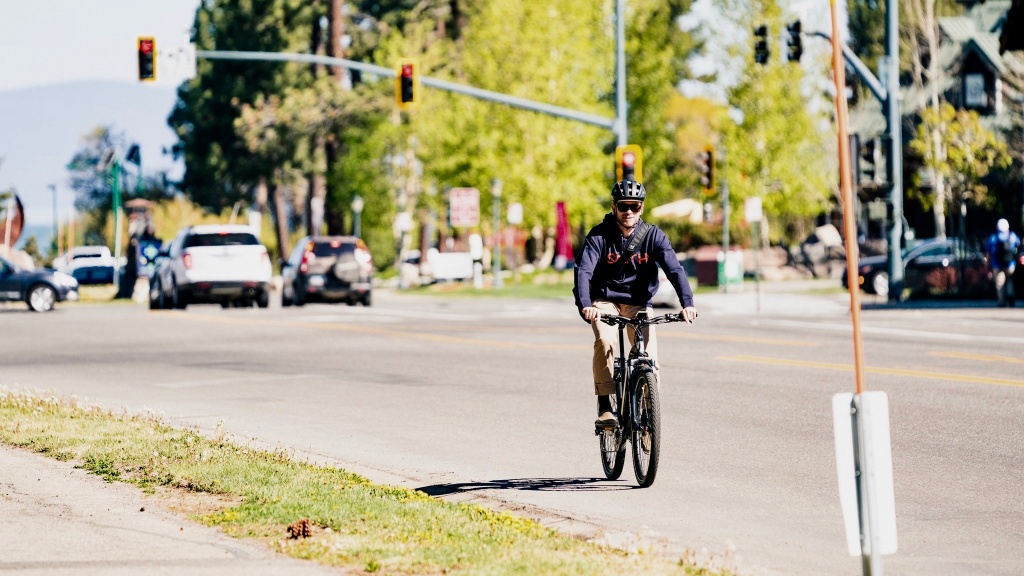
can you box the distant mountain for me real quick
[0,80,182,226]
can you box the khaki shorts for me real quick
[590,300,658,396]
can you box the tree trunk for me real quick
[322,0,346,235]
[269,182,291,263]
[924,0,947,239]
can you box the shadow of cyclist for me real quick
[416,477,638,496]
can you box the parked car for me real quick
[842,238,991,299]
[148,225,272,310]
[281,236,373,307]
[54,246,115,285]
[651,256,693,308]
[0,255,79,312]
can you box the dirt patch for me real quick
[144,483,242,518]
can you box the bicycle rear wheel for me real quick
[631,370,661,487]
[599,394,626,480]
[599,428,626,480]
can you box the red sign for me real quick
[448,187,480,227]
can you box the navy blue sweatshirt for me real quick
[574,214,694,314]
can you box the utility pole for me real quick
[885,0,904,302]
[50,184,57,255]
[615,0,627,147]
[111,159,123,288]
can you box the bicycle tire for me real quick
[599,428,626,480]
[599,393,626,480]
[631,370,661,487]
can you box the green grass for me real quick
[0,390,731,576]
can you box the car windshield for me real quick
[185,233,259,248]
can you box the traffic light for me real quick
[859,136,882,186]
[137,37,156,82]
[395,58,420,110]
[786,21,802,62]
[615,144,643,183]
[753,25,769,65]
[699,148,714,192]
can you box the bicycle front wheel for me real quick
[631,370,661,487]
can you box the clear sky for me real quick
[0,1,200,235]
[0,0,200,92]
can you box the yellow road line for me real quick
[420,325,819,346]
[660,332,819,347]
[719,355,1024,388]
[159,311,589,351]
[928,351,1024,365]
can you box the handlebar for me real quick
[598,312,694,328]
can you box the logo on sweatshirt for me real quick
[606,249,649,266]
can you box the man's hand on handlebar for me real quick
[582,306,602,322]
[679,306,698,323]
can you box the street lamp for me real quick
[491,178,503,288]
[351,195,364,238]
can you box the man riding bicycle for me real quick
[574,179,698,429]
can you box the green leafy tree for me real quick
[718,0,833,245]
[65,126,127,216]
[236,75,396,264]
[20,235,50,267]
[168,0,316,214]
[849,0,886,80]
[910,103,1011,235]
[622,0,700,207]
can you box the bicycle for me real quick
[596,311,687,487]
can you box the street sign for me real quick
[506,202,523,225]
[833,392,898,557]
[744,196,763,223]
[449,187,479,227]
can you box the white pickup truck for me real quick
[148,224,272,310]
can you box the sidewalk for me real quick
[0,445,338,576]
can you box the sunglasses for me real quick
[615,202,643,213]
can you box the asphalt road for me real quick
[1,287,1022,576]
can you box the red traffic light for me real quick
[137,36,156,82]
[395,58,420,109]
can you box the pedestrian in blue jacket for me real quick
[574,179,697,428]
[986,218,1020,307]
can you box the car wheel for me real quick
[172,281,188,310]
[361,292,372,307]
[282,283,293,307]
[220,301,231,309]
[256,290,269,309]
[294,281,306,307]
[871,271,889,297]
[149,279,162,310]
[27,284,56,312]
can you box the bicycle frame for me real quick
[600,311,676,445]
[613,317,655,437]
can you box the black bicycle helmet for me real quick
[611,179,646,201]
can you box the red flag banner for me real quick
[555,201,573,269]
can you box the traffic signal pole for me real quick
[884,0,905,302]
[615,0,627,147]
[196,50,618,132]
[808,27,904,301]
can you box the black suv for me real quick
[281,236,373,306]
